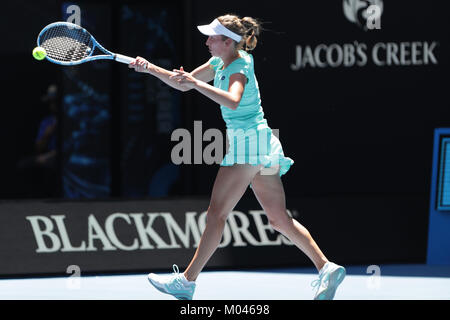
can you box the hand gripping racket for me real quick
[37,21,134,66]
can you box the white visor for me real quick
[197,19,242,43]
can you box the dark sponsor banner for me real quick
[0,198,300,277]
[0,194,428,278]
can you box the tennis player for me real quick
[129,14,345,300]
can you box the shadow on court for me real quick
[235,264,450,278]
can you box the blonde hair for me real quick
[217,14,261,52]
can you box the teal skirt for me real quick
[221,126,294,177]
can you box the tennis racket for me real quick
[37,21,134,66]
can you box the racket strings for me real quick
[39,25,93,63]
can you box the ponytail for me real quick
[218,14,262,52]
[240,17,261,52]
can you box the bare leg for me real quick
[183,164,262,282]
[251,172,328,272]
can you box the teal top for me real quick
[209,50,294,177]
[209,50,269,131]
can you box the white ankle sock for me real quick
[181,274,195,285]
[319,262,330,275]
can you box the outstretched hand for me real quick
[170,67,198,89]
[129,56,150,73]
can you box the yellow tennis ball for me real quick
[32,47,47,61]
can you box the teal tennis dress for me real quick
[209,50,294,176]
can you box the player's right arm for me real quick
[129,57,214,92]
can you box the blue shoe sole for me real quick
[316,267,346,300]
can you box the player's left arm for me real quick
[172,71,246,110]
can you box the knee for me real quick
[268,211,292,233]
[206,206,229,224]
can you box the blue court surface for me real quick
[1,264,449,300]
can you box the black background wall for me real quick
[188,0,449,198]
[0,0,449,273]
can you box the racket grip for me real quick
[114,54,135,64]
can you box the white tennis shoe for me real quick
[311,262,346,300]
[147,265,196,300]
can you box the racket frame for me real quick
[37,22,134,66]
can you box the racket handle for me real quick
[114,54,135,64]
